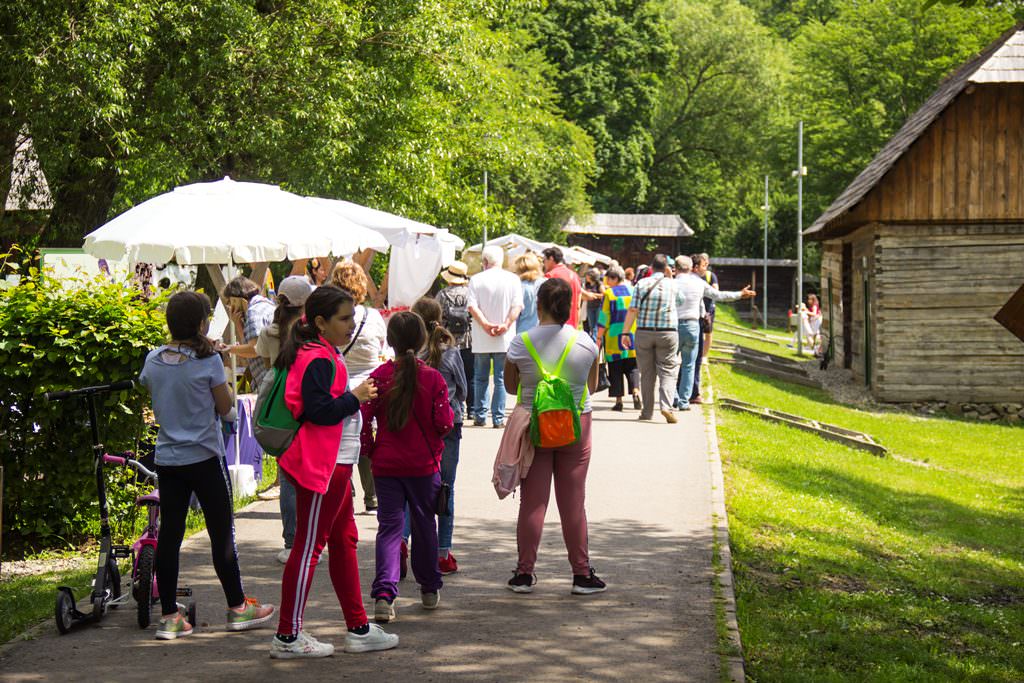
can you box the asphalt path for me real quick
[0,393,717,682]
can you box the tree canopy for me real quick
[0,0,1019,263]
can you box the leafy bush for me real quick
[0,260,168,551]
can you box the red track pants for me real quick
[277,464,368,634]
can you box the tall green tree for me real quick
[527,0,670,211]
[1,0,594,248]
[645,0,788,254]
[791,0,1017,225]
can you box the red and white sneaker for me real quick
[438,553,459,575]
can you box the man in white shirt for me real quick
[467,245,524,427]
[673,255,754,409]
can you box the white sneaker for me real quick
[277,548,291,565]
[269,631,335,659]
[344,624,400,653]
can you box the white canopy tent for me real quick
[85,178,388,265]
[309,197,466,307]
[463,233,606,271]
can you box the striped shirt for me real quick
[598,284,636,362]
[631,274,684,330]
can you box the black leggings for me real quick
[156,457,245,616]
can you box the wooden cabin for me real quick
[563,213,693,268]
[805,25,1024,403]
[711,258,799,325]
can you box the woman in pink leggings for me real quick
[502,278,604,595]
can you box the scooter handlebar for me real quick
[103,454,127,466]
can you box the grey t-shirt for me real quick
[507,324,598,413]
[139,345,227,466]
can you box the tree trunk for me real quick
[42,126,120,247]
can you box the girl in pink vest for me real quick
[360,311,454,622]
[270,286,398,659]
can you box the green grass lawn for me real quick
[709,323,1024,681]
[0,457,277,644]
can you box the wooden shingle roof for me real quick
[563,213,693,238]
[805,24,1023,240]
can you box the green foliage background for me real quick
[2,0,1020,263]
[0,264,166,549]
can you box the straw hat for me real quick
[441,261,469,285]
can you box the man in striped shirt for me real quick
[623,254,754,422]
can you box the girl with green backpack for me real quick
[502,278,605,595]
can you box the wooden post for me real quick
[249,262,269,294]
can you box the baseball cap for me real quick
[276,275,313,307]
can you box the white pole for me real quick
[227,262,240,467]
[763,174,769,330]
[483,169,489,248]
[795,122,805,356]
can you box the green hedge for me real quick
[0,263,168,551]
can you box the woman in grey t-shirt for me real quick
[502,278,606,595]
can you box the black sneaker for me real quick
[506,572,537,594]
[571,568,607,595]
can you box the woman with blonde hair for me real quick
[331,261,389,513]
[514,252,544,335]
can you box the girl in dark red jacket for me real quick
[269,286,398,659]
[361,311,454,621]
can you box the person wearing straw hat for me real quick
[437,261,475,421]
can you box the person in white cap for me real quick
[256,275,313,564]
[436,261,475,420]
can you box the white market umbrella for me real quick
[308,197,438,244]
[84,177,381,265]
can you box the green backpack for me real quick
[521,331,586,449]
[254,348,336,457]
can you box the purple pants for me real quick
[372,473,443,599]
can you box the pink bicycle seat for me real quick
[136,493,160,506]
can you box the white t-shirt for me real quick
[337,378,362,465]
[675,274,742,321]
[467,267,524,354]
[507,324,598,413]
[343,305,388,379]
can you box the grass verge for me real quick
[710,345,1024,681]
[0,457,277,645]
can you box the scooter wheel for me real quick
[136,545,155,629]
[55,590,75,634]
[187,601,197,628]
[106,559,122,607]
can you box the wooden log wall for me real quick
[873,223,1024,402]
[842,84,1024,228]
[820,243,844,363]
[848,225,878,385]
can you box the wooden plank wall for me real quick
[843,84,1024,227]
[820,243,844,363]
[874,223,1024,402]
[848,225,878,384]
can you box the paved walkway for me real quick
[0,394,718,682]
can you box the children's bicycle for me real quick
[45,380,196,634]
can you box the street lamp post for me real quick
[792,121,807,355]
[762,174,769,330]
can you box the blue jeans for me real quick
[472,352,507,425]
[280,473,296,548]
[404,425,462,553]
[676,320,701,408]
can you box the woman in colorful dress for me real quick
[596,265,640,412]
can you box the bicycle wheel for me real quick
[135,545,155,629]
